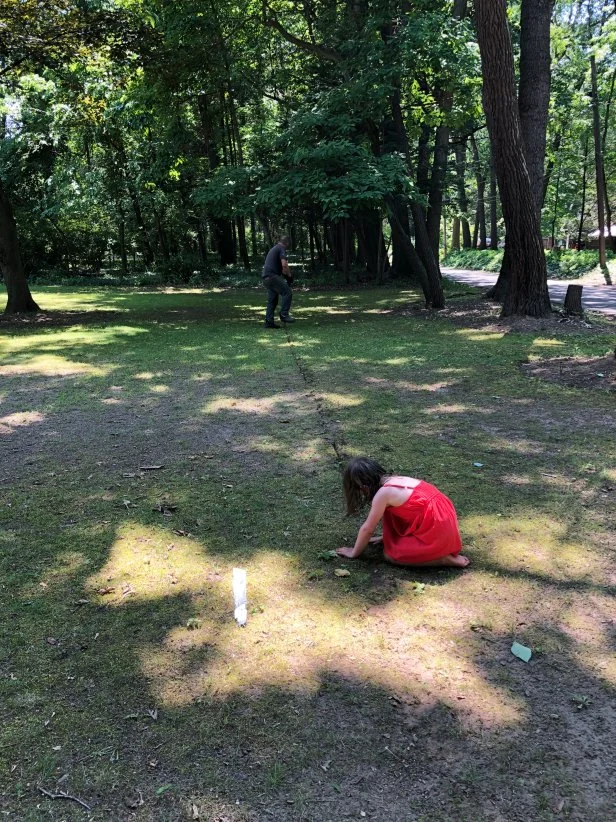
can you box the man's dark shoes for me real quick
[264,321,281,329]
[280,315,296,323]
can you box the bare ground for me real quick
[1,293,616,821]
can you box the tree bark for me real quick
[470,134,487,249]
[577,133,590,250]
[451,216,461,251]
[0,181,40,313]
[475,0,551,317]
[564,284,583,315]
[590,55,608,270]
[489,151,499,249]
[454,140,472,248]
[518,0,556,215]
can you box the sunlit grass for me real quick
[1,284,615,820]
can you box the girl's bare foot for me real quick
[390,553,470,569]
[443,553,470,568]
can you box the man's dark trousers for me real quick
[263,274,292,323]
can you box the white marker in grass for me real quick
[233,568,247,626]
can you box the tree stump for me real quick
[563,284,583,315]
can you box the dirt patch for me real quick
[522,354,616,392]
[0,309,127,329]
[401,296,616,336]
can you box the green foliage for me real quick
[444,248,614,279]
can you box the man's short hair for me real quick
[280,235,290,246]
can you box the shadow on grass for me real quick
[2,286,616,819]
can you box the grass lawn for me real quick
[1,283,615,821]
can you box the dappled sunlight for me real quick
[462,513,604,582]
[489,435,545,455]
[558,594,616,689]
[318,392,363,408]
[454,329,506,342]
[292,437,329,461]
[365,376,458,393]
[134,371,171,381]
[0,354,111,378]
[203,391,308,417]
[530,338,567,349]
[499,473,533,486]
[0,325,148,358]
[0,410,46,435]
[125,548,524,728]
[85,521,217,604]
[422,403,481,415]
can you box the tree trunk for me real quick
[518,0,556,215]
[213,218,236,265]
[250,214,258,258]
[590,55,608,270]
[353,211,389,280]
[236,217,250,269]
[118,207,128,276]
[470,134,487,249]
[489,152,499,249]
[454,140,472,248]
[426,123,450,259]
[475,0,551,317]
[389,196,413,277]
[452,216,461,251]
[0,181,40,313]
[577,133,590,250]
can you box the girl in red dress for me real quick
[337,457,469,568]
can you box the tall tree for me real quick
[475,0,551,317]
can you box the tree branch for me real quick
[262,6,343,63]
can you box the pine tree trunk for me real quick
[0,182,40,313]
[475,0,551,317]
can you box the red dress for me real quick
[381,481,462,564]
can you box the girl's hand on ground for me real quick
[336,546,355,558]
[369,535,383,545]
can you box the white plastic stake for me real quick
[232,568,247,626]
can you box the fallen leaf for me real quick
[156,784,173,796]
[140,465,164,470]
[46,637,58,646]
[98,587,115,595]
[320,759,332,772]
[334,569,351,577]
[147,708,158,721]
[190,803,201,819]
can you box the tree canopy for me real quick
[1,0,614,313]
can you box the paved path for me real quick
[442,267,616,318]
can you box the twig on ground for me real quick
[38,786,92,811]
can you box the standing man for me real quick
[262,235,296,328]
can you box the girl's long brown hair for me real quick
[343,457,387,515]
